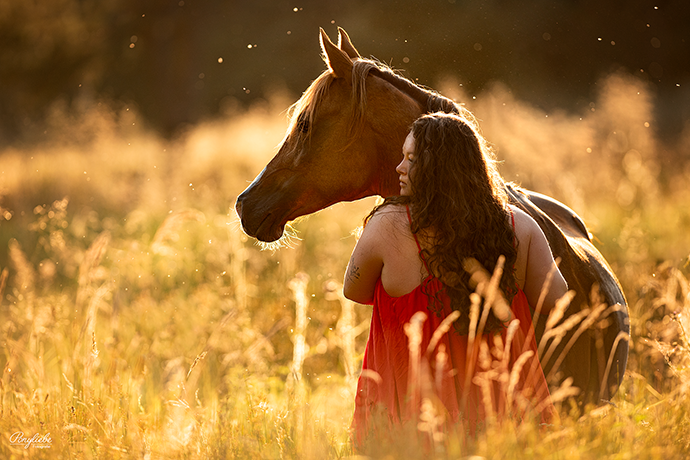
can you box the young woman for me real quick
[344,112,569,444]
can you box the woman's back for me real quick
[348,203,566,312]
[350,203,559,446]
[365,205,427,297]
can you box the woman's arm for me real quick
[520,213,569,315]
[343,211,391,304]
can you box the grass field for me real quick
[1,73,689,458]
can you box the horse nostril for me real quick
[235,198,243,218]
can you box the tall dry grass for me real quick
[0,72,689,458]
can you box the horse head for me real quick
[235,28,420,242]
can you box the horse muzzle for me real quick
[235,191,288,242]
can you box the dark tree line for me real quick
[1,0,688,145]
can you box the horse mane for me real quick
[285,70,335,147]
[287,57,476,144]
[362,62,460,116]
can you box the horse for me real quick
[235,27,629,404]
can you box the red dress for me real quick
[352,210,555,444]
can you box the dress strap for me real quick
[510,208,517,248]
[406,205,430,271]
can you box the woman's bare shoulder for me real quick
[361,204,411,248]
[367,203,408,227]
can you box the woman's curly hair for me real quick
[368,112,517,335]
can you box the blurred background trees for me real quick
[1,0,688,145]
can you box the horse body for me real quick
[236,28,629,403]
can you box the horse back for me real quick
[508,184,590,241]
[505,183,629,403]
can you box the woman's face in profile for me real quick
[396,132,416,196]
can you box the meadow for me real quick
[1,71,689,459]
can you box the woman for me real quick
[344,112,569,444]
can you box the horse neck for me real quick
[367,67,456,197]
[370,67,459,113]
[370,67,432,112]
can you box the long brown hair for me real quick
[368,112,517,335]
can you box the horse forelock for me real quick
[284,70,335,152]
[351,59,390,132]
[282,61,372,155]
[284,59,393,154]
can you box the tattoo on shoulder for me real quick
[347,264,361,284]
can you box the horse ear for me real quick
[320,28,353,82]
[337,27,360,59]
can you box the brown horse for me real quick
[235,28,629,404]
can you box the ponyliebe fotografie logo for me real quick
[9,431,52,449]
